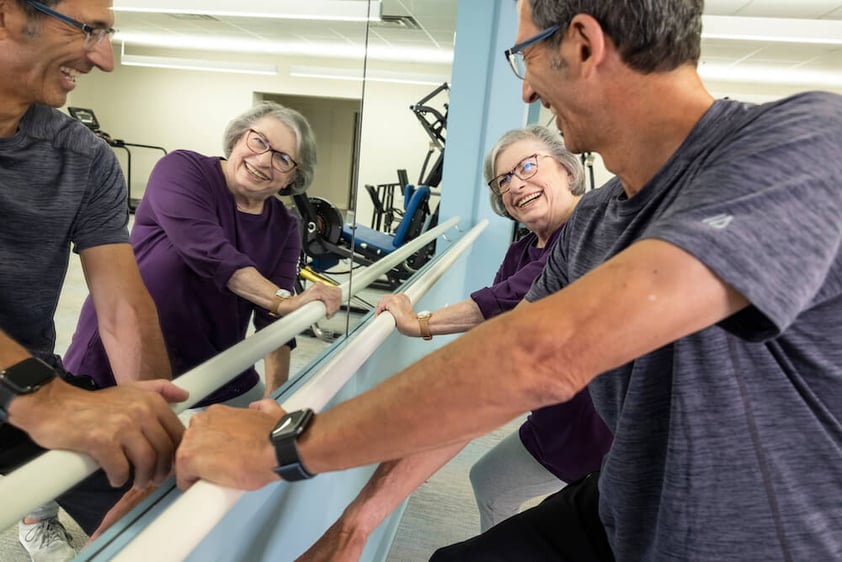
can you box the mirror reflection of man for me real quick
[176,1,842,560]
[0,0,186,559]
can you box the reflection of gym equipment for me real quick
[293,185,433,287]
[291,83,449,288]
[68,107,167,212]
[365,169,409,232]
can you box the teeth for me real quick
[60,66,79,83]
[245,161,270,181]
[517,192,542,208]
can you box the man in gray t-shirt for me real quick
[0,0,186,551]
[176,1,842,561]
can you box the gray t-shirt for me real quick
[527,92,842,561]
[0,104,128,364]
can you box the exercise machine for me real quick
[291,83,450,288]
[67,107,167,212]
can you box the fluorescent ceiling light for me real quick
[112,0,381,22]
[114,31,454,65]
[121,53,277,76]
[702,15,842,45]
[699,63,842,89]
[290,65,449,86]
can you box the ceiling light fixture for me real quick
[290,66,449,86]
[702,15,842,45]
[112,0,382,22]
[120,43,277,75]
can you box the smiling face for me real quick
[224,116,299,207]
[495,138,578,243]
[4,0,115,111]
[516,0,589,154]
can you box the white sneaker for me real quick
[18,517,76,562]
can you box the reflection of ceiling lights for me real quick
[120,44,277,75]
[290,65,449,86]
[112,0,382,22]
[114,31,454,65]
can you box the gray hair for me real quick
[529,0,703,73]
[16,0,61,34]
[484,125,584,219]
[222,102,317,195]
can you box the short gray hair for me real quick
[529,0,703,73]
[484,125,584,219]
[222,102,317,195]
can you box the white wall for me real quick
[66,53,451,226]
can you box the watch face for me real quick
[0,358,56,394]
[417,310,432,319]
[271,409,314,440]
[276,289,293,299]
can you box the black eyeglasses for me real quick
[488,153,550,195]
[504,24,561,80]
[246,129,298,173]
[25,0,116,50]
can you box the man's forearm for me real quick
[0,330,31,369]
[340,442,468,534]
[296,240,748,476]
[99,297,171,383]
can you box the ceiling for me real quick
[111,0,842,94]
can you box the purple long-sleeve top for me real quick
[64,150,300,406]
[470,225,612,483]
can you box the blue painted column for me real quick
[437,0,528,290]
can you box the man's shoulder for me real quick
[734,91,842,137]
[21,105,115,163]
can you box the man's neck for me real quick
[599,66,715,198]
[0,100,30,138]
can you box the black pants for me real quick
[430,472,614,562]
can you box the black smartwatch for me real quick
[0,357,57,422]
[269,408,315,481]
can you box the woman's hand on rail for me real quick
[176,402,283,491]
[375,293,419,337]
[8,378,188,489]
[294,283,342,318]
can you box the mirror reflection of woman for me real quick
[377,125,612,531]
[65,102,341,406]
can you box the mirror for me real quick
[60,0,458,397]
[62,3,372,393]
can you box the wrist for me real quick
[416,311,433,340]
[270,289,294,317]
[2,357,59,424]
[6,376,64,429]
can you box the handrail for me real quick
[111,219,488,561]
[0,217,459,532]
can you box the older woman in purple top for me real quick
[377,125,612,531]
[297,126,612,562]
[64,102,341,407]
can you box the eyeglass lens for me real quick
[247,132,295,172]
[495,155,539,193]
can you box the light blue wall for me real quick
[438,0,529,290]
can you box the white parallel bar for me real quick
[0,217,458,532]
[112,220,488,562]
